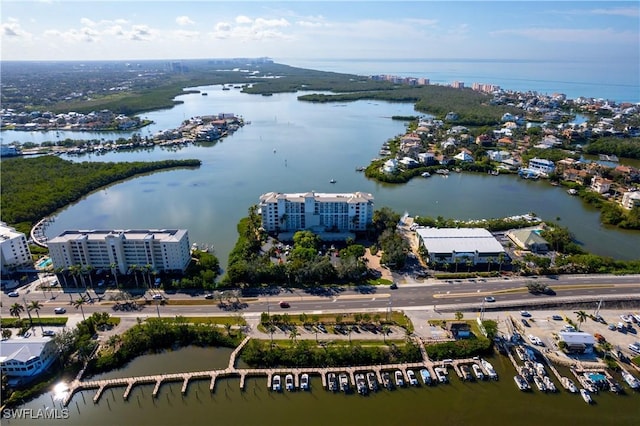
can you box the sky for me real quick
[1,1,638,64]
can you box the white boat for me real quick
[481,359,498,380]
[367,372,378,392]
[535,363,547,377]
[515,346,527,361]
[460,365,473,381]
[420,368,433,385]
[285,374,294,391]
[356,373,368,395]
[435,367,448,384]
[435,169,449,175]
[514,375,530,391]
[580,388,593,404]
[339,373,349,392]
[421,172,431,177]
[561,377,578,393]
[472,364,485,380]
[382,372,393,390]
[300,373,309,391]
[544,376,556,392]
[534,376,546,392]
[394,370,405,387]
[567,188,578,195]
[327,373,338,392]
[329,179,336,184]
[621,369,640,389]
[407,370,419,386]
[272,375,282,392]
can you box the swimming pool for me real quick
[36,257,52,268]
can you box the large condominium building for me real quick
[259,191,374,234]
[47,229,191,275]
[0,222,32,275]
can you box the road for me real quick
[3,274,639,321]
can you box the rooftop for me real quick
[415,228,505,254]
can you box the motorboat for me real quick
[561,377,578,393]
[327,373,338,392]
[394,370,405,387]
[533,376,546,392]
[472,364,485,381]
[535,363,547,377]
[567,188,578,195]
[481,359,498,380]
[272,375,282,392]
[580,388,593,404]
[434,367,448,384]
[356,373,368,395]
[329,179,336,184]
[543,376,556,392]
[420,368,433,385]
[514,375,530,391]
[435,169,449,175]
[300,373,309,391]
[607,378,622,393]
[285,374,294,391]
[382,372,393,390]
[421,172,431,178]
[367,372,378,392]
[460,365,473,381]
[515,346,527,361]
[339,373,349,392]
[407,370,419,386]
[621,369,640,389]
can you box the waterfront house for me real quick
[399,157,420,168]
[382,159,398,174]
[506,229,549,253]
[562,168,590,184]
[528,158,555,175]
[590,177,613,194]
[558,331,595,354]
[621,191,640,210]
[417,151,436,165]
[0,337,59,385]
[453,150,473,163]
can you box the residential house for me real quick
[506,229,549,253]
[563,168,590,184]
[382,159,398,174]
[1,337,59,385]
[454,150,473,162]
[621,191,640,210]
[417,152,436,165]
[475,134,493,147]
[528,158,555,175]
[399,157,420,168]
[590,177,613,194]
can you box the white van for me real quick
[629,343,640,354]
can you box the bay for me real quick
[32,87,638,267]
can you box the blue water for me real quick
[282,58,640,103]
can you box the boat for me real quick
[420,368,433,385]
[300,373,309,391]
[355,166,365,172]
[435,169,449,175]
[356,373,368,395]
[327,373,338,392]
[272,375,282,392]
[514,375,530,391]
[367,372,378,392]
[621,369,640,389]
[382,372,393,390]
[567,188,578,195]
[339,373,349,392]
[561,377,578,393]
[580,388,593,404]
[460,365,473,381]
[329,179,336,184]
[481,359,498,380]
[434,367,448,384]
[201,92,208,96]
[535,362,547,377]
[421,171,431,178]
[472,364,485,381]
[544,376,556,392]
[515,346,527,361]
[407,370,419,386]
[394,370,405,387]
[285,374,294,391]
[222,86,230,91]
[261,93,273,97]
[607,378,622,393]
[534,376,546,392]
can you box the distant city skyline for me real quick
[1,1,638,67]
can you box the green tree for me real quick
[73,298,87,321]
[9,302,24,319]
[454,311,464,321]
[574,310,588,331]
[28,300,44,334]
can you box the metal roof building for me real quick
[415,228,507,266]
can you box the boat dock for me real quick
[61,336,490,406]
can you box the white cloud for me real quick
[209,15,291,41]
[173,29,200,40]
[491,27,637,44]
[2,18,32,38]
[176,16,195,26]
[588,7,639,18]
[235,15,253,25]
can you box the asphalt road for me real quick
[3,274,639,319]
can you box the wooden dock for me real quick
[61,335,486,407]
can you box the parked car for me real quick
[552,315,563,321]
[520,311,532,317]
[521,319,530,327]
[7,291,19,297]
[54,307,66,314]
[42,330,56,337]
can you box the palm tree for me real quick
[9,303,24,319]
[465,256,473,273]
[454,311,464,321]
[83,265,94,288]
[110,263,119,288]
[453,257,460,273]
[442,262,450,273]
[289,327,300,344]
[267,324,276,345]
[129,265,139,288]
[382,325,391,344]
[28,301,44,334]
[73,298,86,321]
[224,322,233,337]
[486,257,494,273]
[574,310,588,331]
[497,253,506,273]
[68,265,80,287]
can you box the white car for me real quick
[620,314,633,323]
[54,307,66,314]
[484,296,495,303]
[152,294,163,300]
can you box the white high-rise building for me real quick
[259,191,374,234]
[47,229,191,274]
[0,222,32,275]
